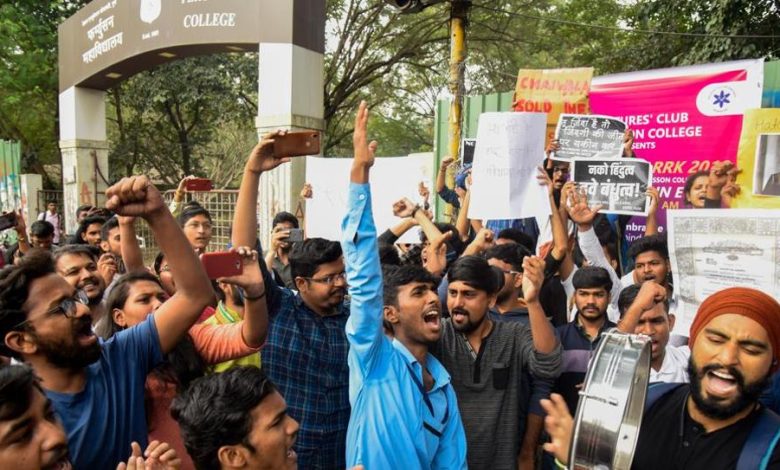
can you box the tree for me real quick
[0,0,87,186]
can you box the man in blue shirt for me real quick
[342,101,467,469]
[0,175,214,469]
[231,131,351,469]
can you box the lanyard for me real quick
[404,362,449,436]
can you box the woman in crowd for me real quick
[99,246,267,470]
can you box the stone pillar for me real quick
[58,86,109,234]
[256,42,325,247]
[19,174,43,227]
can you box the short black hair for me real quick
[177,201,212,227]
[272,211,299,229]
[447,255,502,295]
[30,220,54,238]
[496,228,535,253]
[617,283,670,317]
[378,243,400,267]
[289,238,342,279]
[53,244,100,265]
[484,243,531,272]
[100,217,120,241]
[0,365,40,422]
[0,250,56,358]
[171,366,278,470]
[382,264,439,308]
[627,233,669,261]
[572,266,613,292]
[75,216,106,244]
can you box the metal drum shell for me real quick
[569,331,652,470]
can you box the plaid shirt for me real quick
[263,267,351,470]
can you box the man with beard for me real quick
[430,254,561,469]
[231,130,351,469]
[542,287,780,469]
[342,101,467,468]
[553,266,616,414]
[264,212,300,289]
[0,175,213,469]
[53,245,111,325]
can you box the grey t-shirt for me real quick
[431,319,562,470]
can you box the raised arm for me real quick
[436,157,454,193]
[644,187,659,236]
[343,101,386,371]
[119,216,144,272]
[538,167,568,261]
[616,281,667,334]
[232,131,291,249]
[106,176,214,354]
[217,247,268,347]
[522,256,558,354]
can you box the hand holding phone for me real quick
[200,251,243,279]
[286,228,304,243]
[273,131,321,158]
[184,178,213,192]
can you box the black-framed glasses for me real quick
[305,272,347,286]
[14,290,89,330]
[552,166,570,174]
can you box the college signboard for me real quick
[59,0,325,91]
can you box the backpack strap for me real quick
[737,407,780,470]
[644,382,686,411]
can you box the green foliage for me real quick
[2,0,780,185]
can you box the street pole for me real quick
[445,0,470,222]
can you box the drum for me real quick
[569,331,652,470]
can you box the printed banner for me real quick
[590,59,764,242]
[553,114,626,160]
[468,112,551,221]
[514,68,593,144]
[572,158,652,216]
[732,108,780,208]
[668,208,780,333]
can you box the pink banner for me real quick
[590,59,764,241]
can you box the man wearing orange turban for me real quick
[541,286,780,469]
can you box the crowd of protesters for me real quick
[0,101,778,470]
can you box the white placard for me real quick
[668,208,780,333]
[468,112,551,221]
[304,154,434,243]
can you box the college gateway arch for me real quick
[58,0,325,233]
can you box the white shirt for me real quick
[651,344,690,383]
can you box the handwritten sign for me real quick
[468,112,551,221]
[553,114,626,161]
[572,158,652,216]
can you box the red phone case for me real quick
[273,131,321,157]
[185,178,213,191]
[200,252,242,279]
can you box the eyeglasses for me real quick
[184,221,213,231]
[14,290,89,330]
[305,272,347,285]
[552,166,570,174]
